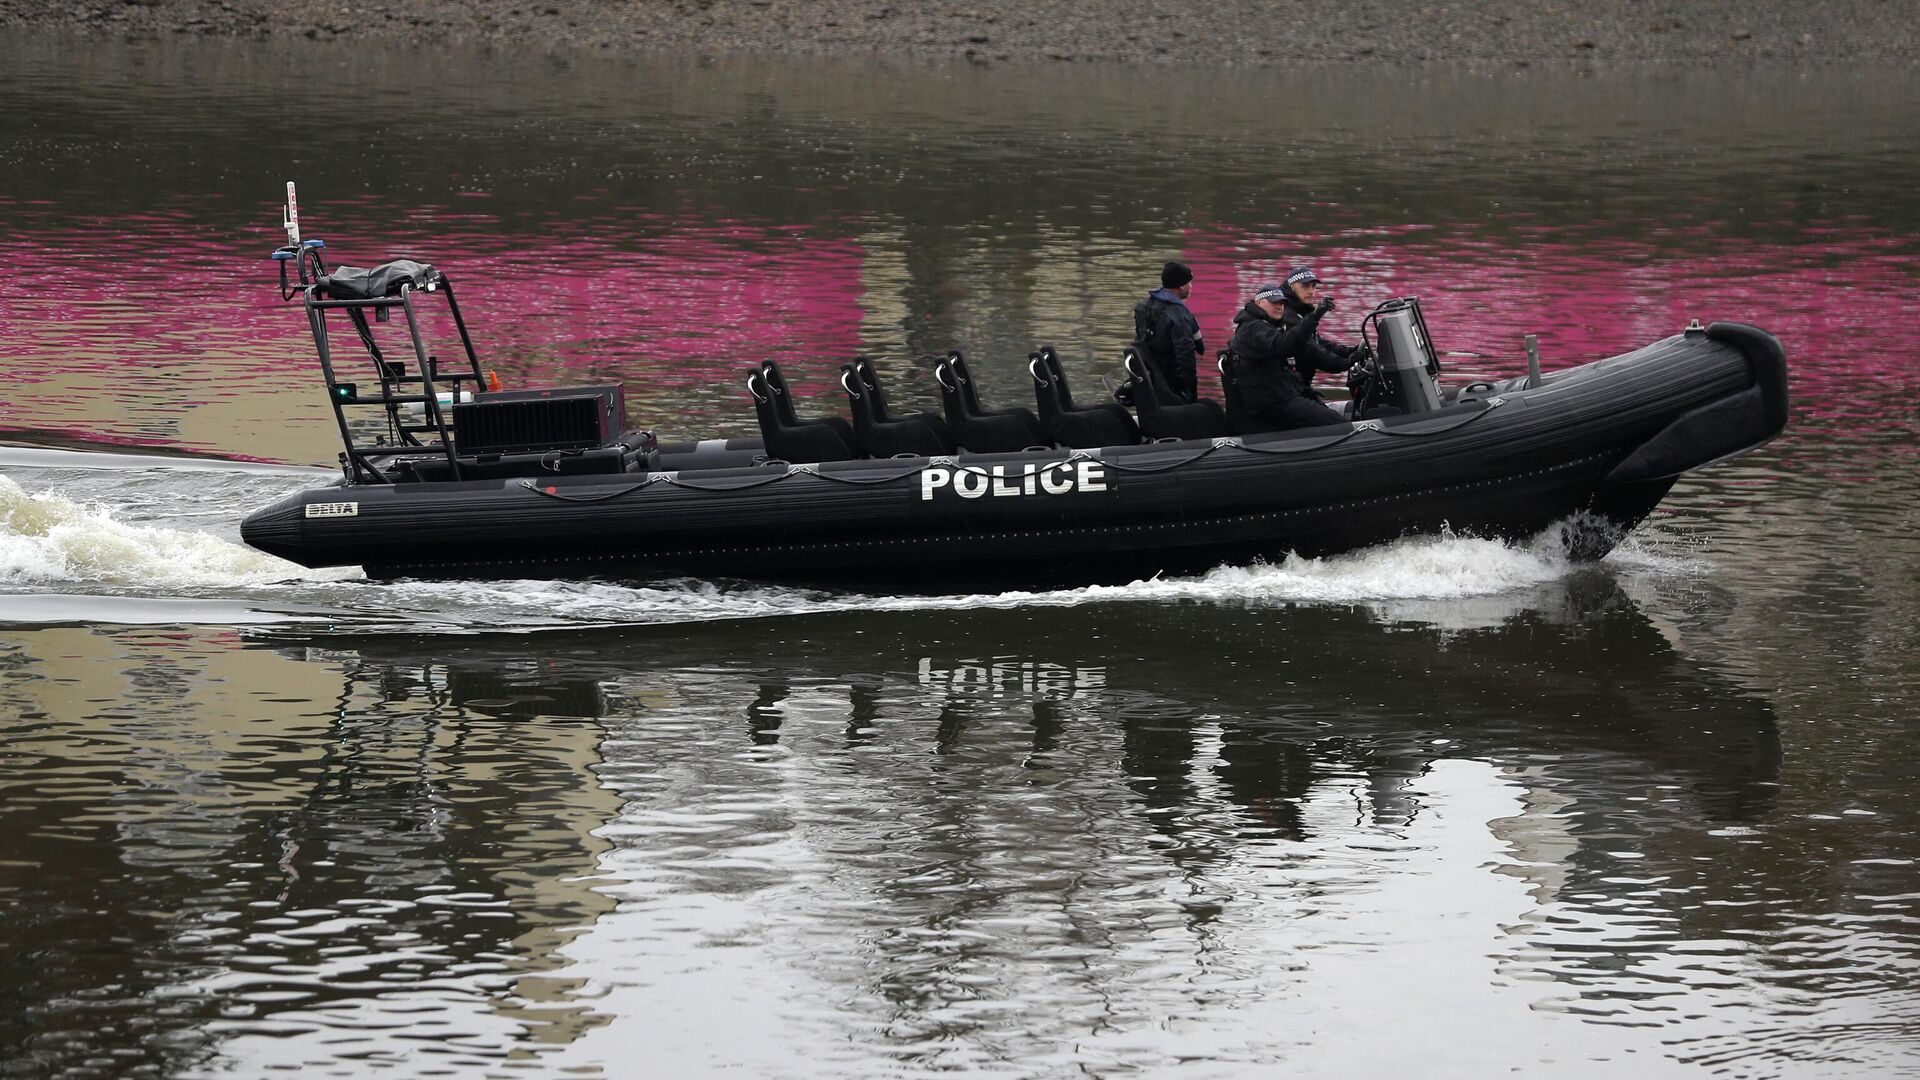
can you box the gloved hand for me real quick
[1313,297,1336,318]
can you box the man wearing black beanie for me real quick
[1131,260,1203,403]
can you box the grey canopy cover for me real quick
[319,260,439,300]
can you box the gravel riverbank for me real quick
[2,0,1916,68]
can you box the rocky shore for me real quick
[1,0,1915,67]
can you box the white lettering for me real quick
[304,501,359,518]
[953,468,990,498]
[919,461,1112,500]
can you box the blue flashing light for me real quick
[271,249,295,261]
[303,239,326,249]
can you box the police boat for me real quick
[241,188,1789,586]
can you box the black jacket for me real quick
[1228,299,1319,408]
[1132,288,1203,402]
[1277,292,1359,397]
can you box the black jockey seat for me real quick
[1122,347,1230,441]
[761,359,857,452]
[936,354,1047,453]
[852,356,955,450]
[841,363,950,458]
[946,351,1045,441]
[747,370,855,463]
[1031,345,1140,447]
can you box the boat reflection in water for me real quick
[0,570,1791,1076]
[238,573,1786,1072]
[301,572,1778,827]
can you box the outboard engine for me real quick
[1357,298,1444,417]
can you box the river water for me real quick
[1,35,1917,1079]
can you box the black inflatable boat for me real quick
[242,190,1788,586]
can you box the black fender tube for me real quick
[1710,321,1790,435]
[1603,322,1789,487]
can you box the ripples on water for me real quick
[3,34,1919,1080]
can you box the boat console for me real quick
[1352,298,1446,419]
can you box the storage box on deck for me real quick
[453,384,628,454]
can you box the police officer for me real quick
[1226,268,1360,431]
[1274,267,1362,403]
[1132,261,1204,403]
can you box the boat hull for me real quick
[242,323,1787,587]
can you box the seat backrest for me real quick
[840,363,879,437]
[949,350,990,415]
[761,360,800,425]
[1037,345,1077,410]
[1123,347,1170,413]
[1029,351,1064,427]
[853,357,900,423]
[934,358,972,425]
[747,370,784,434]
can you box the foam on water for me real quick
[0,473,346,587]
[353,526,1602,632]
[1068,529,1578,606]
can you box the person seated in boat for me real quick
[1225,270,1359,431]
[1131,260,1204,403]
[1275,267,1365,405]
